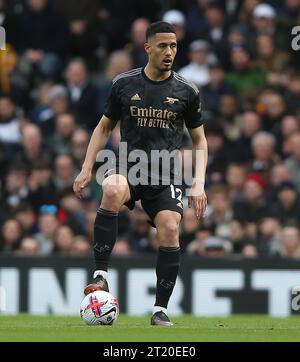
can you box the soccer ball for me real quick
[80,290,119,325]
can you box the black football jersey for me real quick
[104,67,203,184]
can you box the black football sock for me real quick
[155,246,181,309]
[93,208,118,272]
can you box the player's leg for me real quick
[152,210,181,326]
[84,174,131,295]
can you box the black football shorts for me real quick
[103,165,183,225]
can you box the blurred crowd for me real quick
[1,0,300,259]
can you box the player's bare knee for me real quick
[101,177,130,210]
[160,221,179,242]
[103,183,127,203]
[103,174,128,187]
[103,184,120,200]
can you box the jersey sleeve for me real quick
[183,91,203,129]
[104,82,122,121]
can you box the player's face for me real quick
[145,33,177,72]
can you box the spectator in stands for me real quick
[202,60,235,115]
[278,0,300,28]
[28,160,58,212]
[97,50,133,117]
[227,24,249,49]
[267,163,293,203]
[13,203,37,235]
[276,115,300,157]
[281,115,300,145]
[96,0,160,51]
[241,243,259,258]
[4,164,29,209]
[238,0,260,24]
[30,81,53,125]
[199,2,229,65]
[218,93,241,141]
[179,39,212,87]
[70,235,91,257]
[252,3,277,34]
[233,111,262,163]
[79,187,99,214]
[251,3,285,51]
[218,93,239,121]
[251,131,280,174]
[202,237,231,258]
[125,18,150,68]
[260,89,287,132]
[13,0,69,79]
[270,181,300,226]
[16,123,52,169]
[255,216,282,256]
[105,50,133,81]
[186,225,214,256]
[65,58,99,131]
[225,163,247,202]
[225,44,267,99]
[52,0,101,65]
[279,226,300,258]
[233,172,269,223]
[204,184,233,239]
[112,238,133,257]
[34,208,59,255]
[53,225,74,255]
[59,188,86,236]
[255,33,289,74]
[53,154,77,191]
[0,128,5,159]
[0,174,5,222]
[0,95,22,145]
[35,84,70,136]
[128,207,152,253]
[205,122,233,184]
[228,219,250,254]
[245,220,259,244]
[16,236,40,256]
[269,163,292,190]
[48,113,77,155]
[258,89,287,132]
[283,73,300,115]
[285,133,300,193]
[71,128,89,167]
[84,211,97,242]
[184,0,209,39]
[180,207,200,251]
[0,218,23,254]
[116,208,131,238]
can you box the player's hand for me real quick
[188,181,207,219]
[73,168,92,199]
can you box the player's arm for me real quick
[187,125,208,219]
[73,115,117,199]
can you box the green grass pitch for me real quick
[0,314,300,342]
